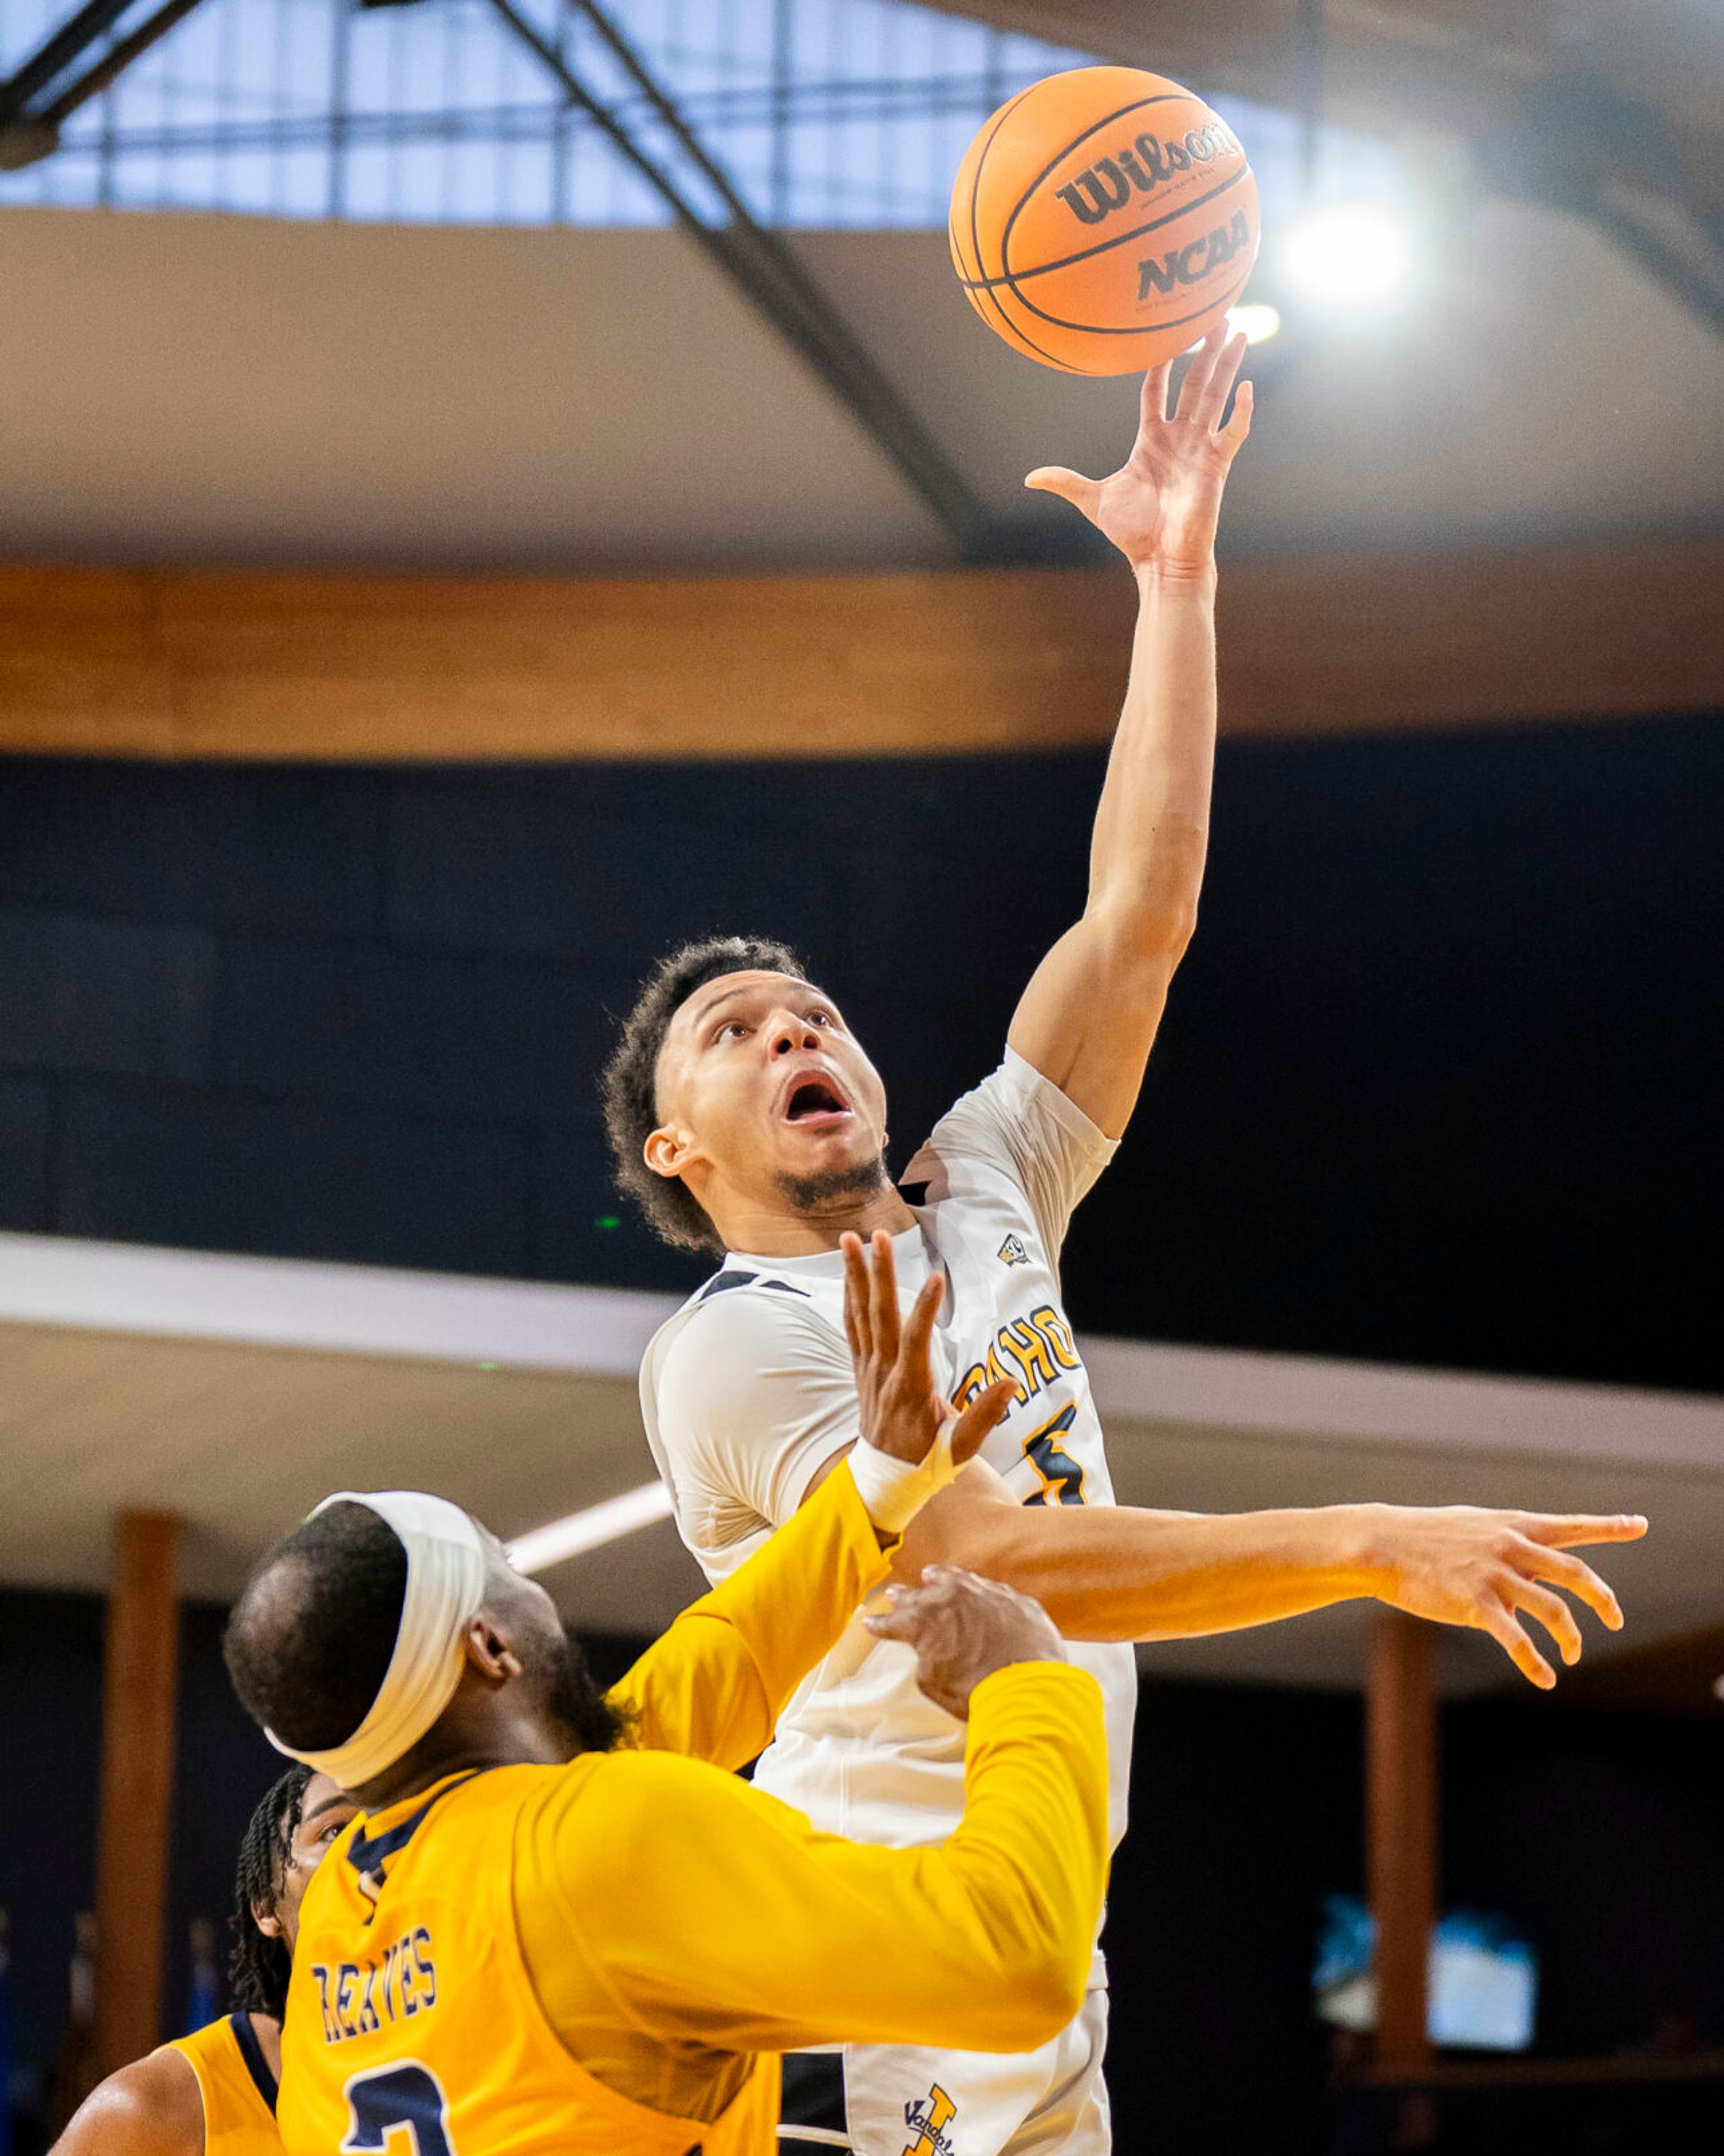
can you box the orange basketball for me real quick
[950,66,1260,375]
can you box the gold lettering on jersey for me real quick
[1030,1305,1080,1369]
[952,1305,1082,1413]
[1001,1318,1058,1392]
[311,1925,438,2045]
[902,2081,958,2156]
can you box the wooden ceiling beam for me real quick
[1,538,1720,762]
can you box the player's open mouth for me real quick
[783,1077,852,1125]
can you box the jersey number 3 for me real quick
[1020,1402,1085,1506]
[342,2063,456,2155]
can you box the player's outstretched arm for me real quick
[611,1235,1015,1767]
[897,1474,1648,1690]
[1007,328,1251,1140]
[49,2050,206,2156]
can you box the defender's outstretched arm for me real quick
[1009,329,1251,1138]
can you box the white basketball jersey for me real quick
[640,1050,1137,1918]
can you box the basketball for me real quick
[949,65,1260,375]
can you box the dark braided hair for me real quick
[228,1763,312,2021]
[601,935,805,1252]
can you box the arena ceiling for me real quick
[0,191,1720,576]
[948,0,1724,204]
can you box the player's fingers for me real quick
[1513,1542,1624,1631]
[1140,356,1176,428]
[863,1598,923,1642]
[949,1380,1019,1464]
[1174,325,1226,419]
[869,1228,900,1364]
[1505,1577,1586,1667]
[901,1267,947,1384]
[864,1578,954,1641]
[1479,1601,1556,1690]
[840,1231,870,1362]
[1514,1512,1648,1548]
[1193,331,1247,430]
[1217,377,1253,456]
[1174,329,1219,404]
[1024,466,1098,517]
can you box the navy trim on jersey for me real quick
[228,2010,278,2114]
[345,1772,483,1896]
[698,1270,809,1301]
[780,2051,848,2140]
[699,1271,759,1298]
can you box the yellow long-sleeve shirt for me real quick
[280,1463,1110,2153]
[600,1451,894,1774]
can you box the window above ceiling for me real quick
[0,0,1399,230]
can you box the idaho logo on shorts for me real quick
[997,1234,1029,1268]
[902,2081,958,2156]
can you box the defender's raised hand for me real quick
[1025,325,1252,577]
[841,1229,1017,1468]
[1363,1505,1648,1690]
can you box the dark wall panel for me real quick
[0,763,385,935]
[0,718,1719,1385]
[56,1082,534,1274]
[210,935,610,1124]
[0,910,216,1084]
[0,1073,51,1229]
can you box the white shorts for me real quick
[778,1988,1111,2156]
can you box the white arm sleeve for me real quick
[644,1292,861,1579]
[902,1046,1119,1259]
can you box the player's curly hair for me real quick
[228,1763,312,2022]
[602,935,805,1252]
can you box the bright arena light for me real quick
[1226,303,1282,345]
[1285,205,1411,305]
[1184,304,1281,357]
[507,1481,675,1574]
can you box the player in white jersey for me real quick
[607,333,1648,2156]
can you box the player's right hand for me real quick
[841,1229,1018,1469]
[865,1565,1066,1721]
[1361,1504,1649,1690]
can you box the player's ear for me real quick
[253,1901,283,1940]
[643,1125,690,1181]
[462,1615,523,1684]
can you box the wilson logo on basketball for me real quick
[1055,120,1238,227]
[1138,207,1253,300]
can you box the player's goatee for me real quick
[775,1153,890,1213]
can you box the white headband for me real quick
[266,1489,488,1788]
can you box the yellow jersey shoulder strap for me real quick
[160,2013,282,2156]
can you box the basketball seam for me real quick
[965,81,1037,286]
[967,84,1079,373]
[960,167,1252,292]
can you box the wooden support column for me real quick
[1367,1611,1437,2077]
[94,1511,180,2076]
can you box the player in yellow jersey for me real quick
[221,1235,1108,2156]
[51,1763,358,2155]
